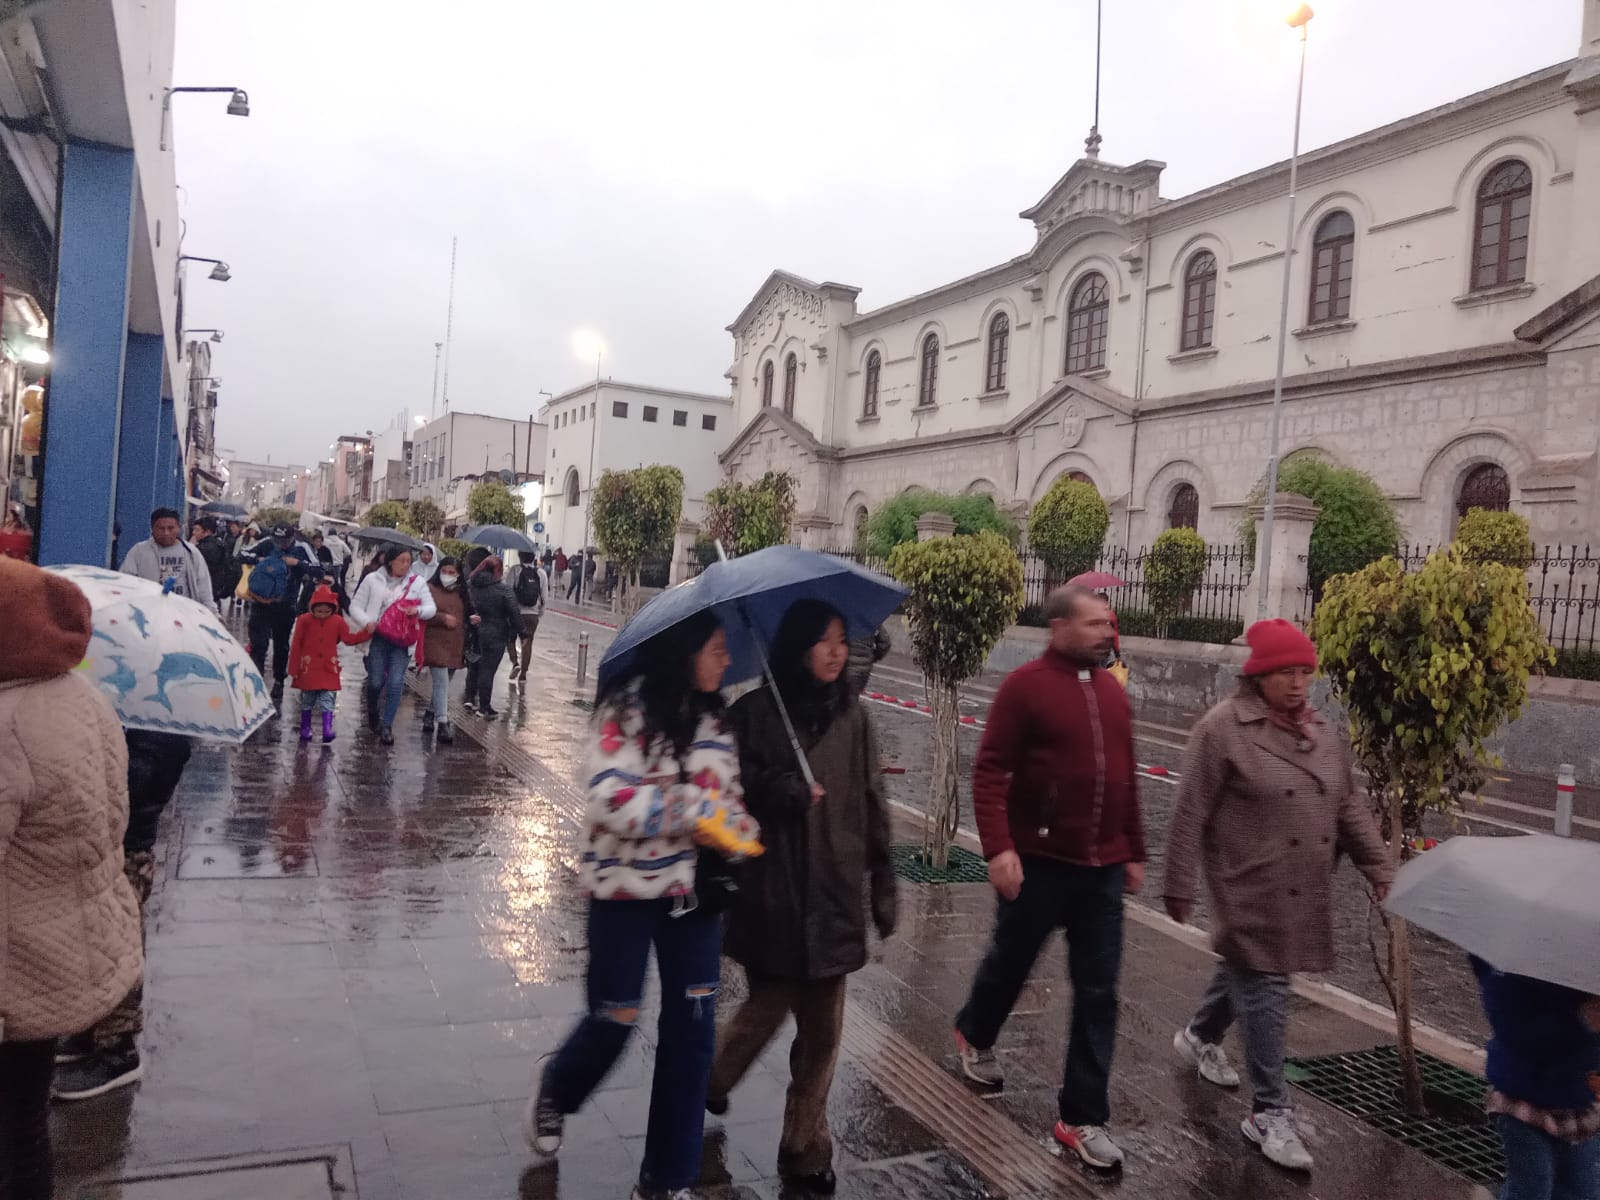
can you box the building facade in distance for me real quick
[408,410,548,516]
[722,13,1600,553]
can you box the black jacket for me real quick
[467,575,520,650]
[723,686,896,980]
[195,535,235,601]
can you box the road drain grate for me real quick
[890,844,989,885]
[1285,1046,1503,1187]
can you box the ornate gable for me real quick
[1019,157,1165,246]
[726,270,861,358]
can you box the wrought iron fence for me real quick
[1388,543,1600,653]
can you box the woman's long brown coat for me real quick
[1161,686,1393,975]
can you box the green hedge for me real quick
[1552,648,1600,681]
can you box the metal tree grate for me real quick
[1284,1047,1503,1187]
[890,844,989,885]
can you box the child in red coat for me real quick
[288,585,373,743]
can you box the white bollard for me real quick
[575,630,590,689]
[1555,764,1575,837]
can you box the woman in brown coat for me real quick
[709,599,897,1194]
[1161,619,1392,1174]
[420,557,475,744]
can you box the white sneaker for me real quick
[1174,1026,1241,1088]
[1242,1108,1313,1171]
[1053,1121,1125,1169]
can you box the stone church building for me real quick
[719,6,1600,555]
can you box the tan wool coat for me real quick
[0,672,143,1041]
[1161,686,1393,975]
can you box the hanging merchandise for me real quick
[18,381,42,452]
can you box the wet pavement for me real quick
[52,612,1494,1199]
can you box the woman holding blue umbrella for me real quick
[526,610,760,1200]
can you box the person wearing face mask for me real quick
[420,557,477,743]
[707,599,897,1194]
[1162,619,1393,1173]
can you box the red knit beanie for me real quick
[1240,619,1316,676]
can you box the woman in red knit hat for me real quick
[1160,619,1394,1174]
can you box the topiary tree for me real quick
[889,530,1025,868]
[362,500,410,530]
[592,465,684,615]
[1454,508,1534,566]
[251,505,301,532]
[1243,456,1400,595]
[864,489,1019,558]
[704,470,797,556]
[436,537,475,563]
[466,479,525,529]
[1146,527,1208,635]
[1028,477,1110,581]
[1315,548,1551,1112]
[407,496,447,540]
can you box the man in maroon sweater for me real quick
[953,584,1147,1171]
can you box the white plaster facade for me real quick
[409,410,547,508]
[538,380,732,554]
[723,11,1600,554]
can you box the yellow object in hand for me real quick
[696,801,764,860]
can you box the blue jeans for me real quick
[543,898,722,1191]
[298,689,336,714]
[427,666,453,720]
[955,858,1125,1126]
[365,636,411,729]
[1497,1114,1600,1200]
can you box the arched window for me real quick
[761,360,774,407]
[564,468,580,507]
[1065,273,1109,374]
[852,505,869,546]
[863,350,881,418]
[985,312,1010,392]
[782,353,797,416]
[917,333,939,407]
[1456,463,1510,517]
[1067,470,1094,487]
[1180,252,1217,351]
[1309,211,1355,324]
[1167,483,1199,530]
[1472,160,1532,291]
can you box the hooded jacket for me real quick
[0,559,142,1040]
[423,571,474,669]
[121,536,217,612]
[410,543,440,584]
[287,585,373,691]
[467,560,521,650]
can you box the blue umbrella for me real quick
[464,523,536,554]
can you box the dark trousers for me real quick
[0,1038,57,1200]
[711,971,848,1174]
[1496,1114,1600,1200]
[543,899,722,1192]
[955,858,1125,1127]
[247,601,295,683]
[507,614,539,679]
[475,640,506,710]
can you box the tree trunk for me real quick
[1385,785,1426,1114]
[923,679,961,870]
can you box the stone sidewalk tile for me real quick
[49,645,1493,1199]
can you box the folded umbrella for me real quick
[463,524,536,554]
[349,526,426,552]
[45,565,274,743]
[1384,833,1600,995]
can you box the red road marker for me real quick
[881,766,907,775]
[1144,765,1170,777]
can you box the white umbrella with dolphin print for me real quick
[46,564,274,743]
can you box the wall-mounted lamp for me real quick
[162,86,250,151]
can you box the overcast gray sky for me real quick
[173,0,1580,468]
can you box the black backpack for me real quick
[513,564,543,607]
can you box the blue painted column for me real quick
[154,397,177,511]
[37,142,135,567]
[115,333,163,546]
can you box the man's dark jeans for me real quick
[955,857,1125,1127]
[247,601,295,684]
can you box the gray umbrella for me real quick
[350,526,425,552]
[1385,833,1600,994]
[464,523,536,554]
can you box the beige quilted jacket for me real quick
[1,671,142,1042]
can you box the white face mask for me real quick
[438,573,459,588]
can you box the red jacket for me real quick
[972,647,1146,868]
[288,609,370,692]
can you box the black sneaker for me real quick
[706,1092,728,1117]
[437,723,454,744]
[524,1060,563,1155]
[270,680,285,707]
[480,707,500,719]
[54,1031,94,1065]
[379,727,395,746]
[421,710,435,734]
[52,1046,143,1101]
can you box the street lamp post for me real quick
[1255,3,1314,622]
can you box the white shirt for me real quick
[349,569,438,629]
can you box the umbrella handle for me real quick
[714,541,817,791]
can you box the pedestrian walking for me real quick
[192,516,233,609]
[411,541,439,584]
[566,549,584,600]
[1161,619,1392,1172]
[241,524,323,706]
[554,546,567,581]
[506,554,548,686]
[952,583,1146,1171]
[286,584,373,744]
[348,546,435,745]
[421,557,476,744]
[1471,957,1600,1200]
[0,560,141,1199]
[466,556,520,717]
[844,625,892,694]
[217,518,246,606]
[525,611,760,1200]
[709,600,896,1193]
[119,506,217,613]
